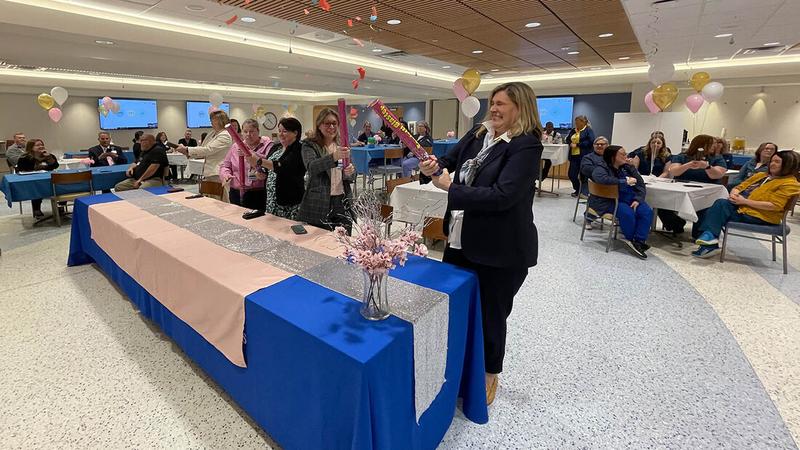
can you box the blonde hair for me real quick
[476,82,542,139]
[209,110,230,129]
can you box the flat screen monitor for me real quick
[186,101,231,128]
[536,97,574,129]
[98,98,158,130]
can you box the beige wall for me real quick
[0,92,309,154]
[630,79,800,150]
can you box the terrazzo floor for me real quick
[1,182,798,449]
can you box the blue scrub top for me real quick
[669,154,727,184]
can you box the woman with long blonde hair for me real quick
[419,81,543,406]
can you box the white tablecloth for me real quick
[167,153,189,166]
[389,181,448,223]
[542,144,568,165]
[57,159,89,170]
[183,159,206,178]
[643,177,729,222]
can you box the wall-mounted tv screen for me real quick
[537,97,574,129]
[186,101,231,128]
[98,98,158,130]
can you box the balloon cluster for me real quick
[643,60,724,114]
[684,72,723,114]
[453,68,481,118]
[208,92,224,113]
[37,87,70,123]
[98,96,121,118]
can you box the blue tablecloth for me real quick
[730,154,750,170]
[351,144,403,174]
[432,139,459,158]
[0,165,129,207]
[67,190,488,449]
[63,151,134,162]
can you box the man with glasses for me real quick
[579,136,610,229]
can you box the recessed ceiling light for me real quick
[589,67,602,70]
[386,19,401,25]
[442,65,451,69]
[485,75,494,79]
[277,65,288,69]
[561,47,570,51]
[372,48,383,53]
[764,42,781,46]
[185,4,206,12]
[490,68,499,72]
[703,57,718,61]
[618,56,630,60]
[95,40,114,45]
[373,79,381,82]
[269,76,280,79]
[714,33,732,38]
[472,50,483,54]
[432,39,439,43]
[567,51,580,55]
[598,33,613,38]
[240,17,256,23]
[525,22,541,28]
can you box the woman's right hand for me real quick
[625,176,637,186]
[334,146,350,161]
[419,156,439,177]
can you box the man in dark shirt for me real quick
[88,132,127,166]
[178,129,197,147]
[114,134,169,191]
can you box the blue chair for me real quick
[719,194,799,274]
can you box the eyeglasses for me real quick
[322,121,338,127]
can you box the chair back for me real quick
[380,204,393,221]
[587,180,619,199]
[386,175,416,194]
[51,170,94,197]
[199,180,224,198]
[383,148,405,160]
[423,146,433,155]
[422,217,447,241]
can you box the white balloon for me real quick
[461,96,480,118]
[209,92,224,106]
[50,86,69,106]
[701,81,724,102]
[647,60,675,86]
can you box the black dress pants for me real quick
[443,246,528,374]
[568,155,582,193]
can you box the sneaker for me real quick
[695,231,719,246]
[691,244,720,258]
[624,239,647,259]
[570,192,578,198]
[584,222,593,230]
[638,241,651,252]
[33,210,44,218]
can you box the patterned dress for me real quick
[264,146,300,219]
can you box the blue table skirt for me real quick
[0,165,128,207]
[63,151,134,162]
[432,140,459,158]
[351,145,403,174]
[67,189,488,449]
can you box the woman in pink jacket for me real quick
[219,118,272,210]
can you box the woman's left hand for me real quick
[343,163,355,177]
[431,168,452,191]
[729,193,748,206]
[631,201,639,210]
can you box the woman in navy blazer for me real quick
[420,82,543,406]
[565,115,596,197]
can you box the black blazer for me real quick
[178,138,198,147]
[422,126,543,268]
[268,140,306,206]
[87,144,127,166]
[16,153,59,172]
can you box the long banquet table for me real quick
[0,165,128,207]
[67,187,488,449]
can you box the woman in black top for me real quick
[16,139,59,218]
[132,131,144,162]
[251,117,307,219]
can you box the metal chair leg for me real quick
[720,227,728,263]
[772,235,777,261]
[605,221,614,252]
[52,199,61,227]
[580,217,587,241]
[782,232,788,274]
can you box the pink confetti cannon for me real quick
[226,123,254,194]
[368,99,440,174]
[337,98,350,167]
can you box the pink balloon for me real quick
[208,105,220,114]
[102,96,113,108]
[685,93,704,114]
[48,107,63,123]
[644,90,660,114]
[453,79,469,102]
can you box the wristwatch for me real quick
[256,158,268,174]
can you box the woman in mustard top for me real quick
[565,115,595,197]
[692,150,800,258]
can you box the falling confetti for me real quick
[225,15,238,25]
[319,0,331,12]
[371,5,377,19]
[352,79,359,90]
[352,38,364,47]
[357,67,366,79]
[347,19,353,27]
[355,16,362,21]
[244,0,251,4]
[304,8,309,14]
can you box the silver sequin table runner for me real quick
[113,189,449,421]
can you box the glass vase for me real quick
[361,270,390,320]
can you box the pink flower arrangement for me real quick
[446,130,456,138]
[332,191,428,276]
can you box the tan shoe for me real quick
[486,375,498,405]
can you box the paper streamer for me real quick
[369,99,439,175]
[337,98,350,168]
[225,15,238,25]
[319,0,331,12]
[226,124,254,194]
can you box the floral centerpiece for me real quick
[333,191,428,320]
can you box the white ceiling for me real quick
[1,0,799,101]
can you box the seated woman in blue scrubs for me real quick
[658,134,727,238]
[588,145,653,259]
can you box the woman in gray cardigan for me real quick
[297,108,356,231]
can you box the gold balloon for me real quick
[37,93,55,110]
[652,83,678,111]
[461,68,481,95]
[255,106,266,117]
[689,71,710,92]
[98,105,109,117]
